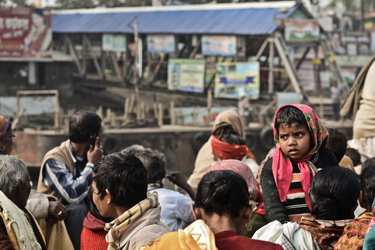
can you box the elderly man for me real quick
[0,155,46,250]
[37,111,103,250]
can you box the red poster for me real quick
[0,7,52,60]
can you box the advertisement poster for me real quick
[102,34,126,52]
[168,59,205,93]
[284,19,320,42]
[202,35,236,56]
[147,35,175,54]
[215,62,260,100]
[330,32,371,56]
[0,7,52,60]
[205,56,216,84]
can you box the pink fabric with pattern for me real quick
[272,104,329,211]
[207,159,258,201]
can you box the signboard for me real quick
[147,35,175,54]
[215,62,260,100]
[285,19,320,42]
[0,7,52,60]
[330,32,372,56]
[102,34,126,52]
[202,35,236,56]
[168,59,205,93]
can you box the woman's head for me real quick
[0,116,15,155]
[192,170,252,235]
[213,109,245,138]
[0,155,31,208]
[309,166,360,220]
[274,104,328,160]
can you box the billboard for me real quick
[102,34,126,52]
[215,62,260,100]
[285,19,320,42]
[330,31,371,56]
[0,8,52,60]
[168,59,205,93]
[147,35,175,54]
[202,36,236,56]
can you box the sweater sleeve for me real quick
[260,158,289,223]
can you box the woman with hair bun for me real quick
[135,169,283,250]
[254,166,360,250]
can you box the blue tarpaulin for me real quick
[52,3,299,35]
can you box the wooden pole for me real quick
[134,16,140,119]
[158,103,163,126]
[170,101,175,125]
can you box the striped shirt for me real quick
[260,146,338,223]
[42,143,93,204]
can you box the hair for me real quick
[69,111,102,143]
[362,158,375,173]
[0,155,29,199]
[360,165,375,207]
[88,187,113,223]
[275,106,308,134]
[194,170,249,220]
[325,128,347,162]
[92,152,147,208]
[220,130,246,145]
[309,166,360,220]
[121,144,145,155]
[345,148,361,166]
[130,148,166,184]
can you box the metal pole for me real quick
[134,16,140,119]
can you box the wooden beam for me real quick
[85,34,104,80]
[255,38,270,61]
[110,52,125,84]
[82,34,87,78]
[189,38,202,59]
[65,35,83,76]
[296,46,310,70]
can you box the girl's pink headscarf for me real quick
[272,104,328,210]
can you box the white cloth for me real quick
[252,220,321,250]
[148,188,194,231]
[241,156,259,177]
[348,137,375,163]
[0,190,42,250]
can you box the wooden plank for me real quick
[85,35,103,80]
[110,52,125,84]
[65,35,83,76]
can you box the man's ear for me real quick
[105,189,113,204]
[190,204,202,220]
[0,141,5,152]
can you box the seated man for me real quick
[123,146,195,231]
[37,111,103,250]
[92,152,170,250]
[0,155,46,250]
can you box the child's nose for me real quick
[287,137,297,145]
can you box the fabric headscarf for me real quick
[207,160,259,203]
[105,192,159,250]
[212,109,245,139]
[0,116,11,140]
[272,104,328,210]
[211,135,256,162]
[0,190,42,250]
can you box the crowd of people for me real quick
[0,102,374,250]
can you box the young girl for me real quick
[260,104,338,223]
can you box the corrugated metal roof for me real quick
[52,2,299,35]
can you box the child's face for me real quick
[278,122,311,160]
